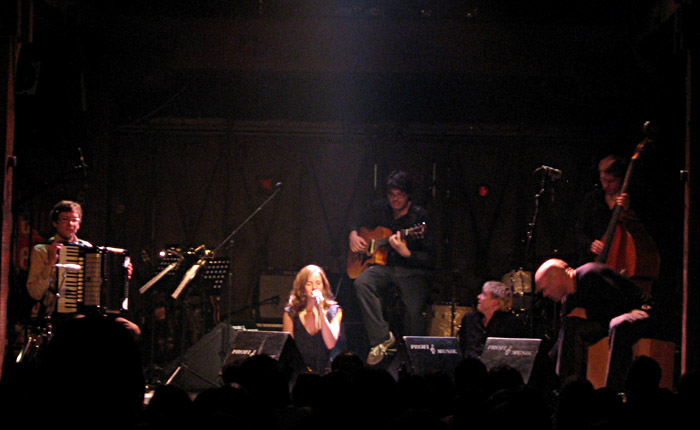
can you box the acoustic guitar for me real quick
[346,223,427,279]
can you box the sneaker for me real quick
[367,331,396,366]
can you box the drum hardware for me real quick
[428,271,474,337]
[15,319,52,364]
[428,303,474,338]
[501,268,533,313]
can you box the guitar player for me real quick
[348,170,435,365]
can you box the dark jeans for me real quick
[353,265,430,347]
[553,315,650,392]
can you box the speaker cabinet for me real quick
[222,330,306,384]
[165,325,306,392]
[165,323,235,392]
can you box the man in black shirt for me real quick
[535,258,653,392]
[572,155,632,267]
[459,281,527,359]
[348,171,435,365]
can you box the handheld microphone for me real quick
[312,289,323,304]
[55,263,82,272]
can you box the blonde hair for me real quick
[482,281,513,311]
[287,265,336,315]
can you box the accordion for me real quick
[56,243,130,315]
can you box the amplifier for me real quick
[256,272,296,321]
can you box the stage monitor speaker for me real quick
[222,330,306,385]
[257,272,296,321]
[165,323,235,392]
[480,337,542,384]
[388,336,462,380]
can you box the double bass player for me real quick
[573,152,659,293]
[574,155,632,265]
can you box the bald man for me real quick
[535,259,653,392]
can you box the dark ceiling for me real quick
[41,0,663,24]
[7,1,688,133]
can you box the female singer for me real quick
[283,265,343,374]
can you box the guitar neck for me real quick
[373,236,391,249]
[372,228,411,248]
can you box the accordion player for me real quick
[55,243,131,316]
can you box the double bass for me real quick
[596,122,660,294]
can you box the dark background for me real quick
[2,1,696,374]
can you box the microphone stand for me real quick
[213,184,283,255]
[226,295,280,321]
[525,172,549,267]
[450,280,457,337]
[525,169,556,337]
[213,184,283,366]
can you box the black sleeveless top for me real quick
[285,304,340,374]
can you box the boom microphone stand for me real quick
[215,182,284,364]
[164,183,283,390]
[213,182,283,255]
[215,182,283,321]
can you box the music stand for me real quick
[480,337,542,384]
[201,258,229,294]
[161,256,232,388]
[200,258,230,327]
[139,253,183,295]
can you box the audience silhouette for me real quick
[142,384,194,429]
[36,315,146,429]
[621,355,681,428]
[6,319,700,430]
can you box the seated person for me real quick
[459,281,527,359]
[535,258,653,392]
[348,170,435,365]
[26,200,139,338]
